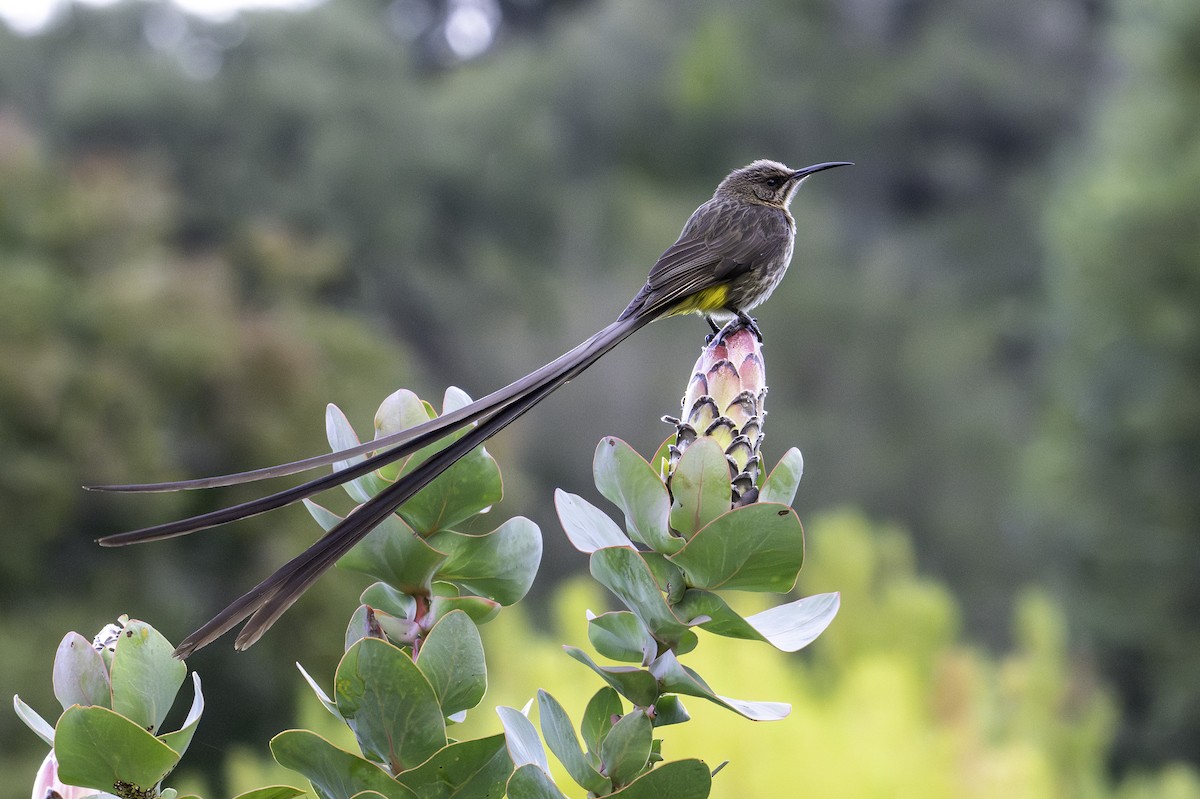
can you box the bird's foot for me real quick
[712,312,762,345]
[704,315,721,344]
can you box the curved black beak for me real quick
[792,161,854,180]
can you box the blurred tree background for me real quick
[0,0,1196,795]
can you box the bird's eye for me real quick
[765,177,780,188]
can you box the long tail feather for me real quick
[86,319,640,493]
[171,313,651,656]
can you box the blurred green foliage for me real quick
[1029,0,1200,768]
[0,0,1197,792]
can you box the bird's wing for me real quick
[628,201,788,317]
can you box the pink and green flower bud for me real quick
[663,326,767,506]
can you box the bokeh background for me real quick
[1,0,1197,795]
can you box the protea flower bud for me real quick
[663,326,766,506]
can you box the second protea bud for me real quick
[663,325,767,506]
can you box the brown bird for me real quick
[93,159,851,656]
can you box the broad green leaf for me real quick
[641,553,687,606]
[496,706,549,771]
[327,404,390,504]
[109,620,186,734]
[158,672,204,758]
[335,638,447,772]
[758,448,804,506]
[587,611,657,665]
[742,592,840,652]
[13,694,55,746]
[270,729,415,799]
[53,632,111,711]
[599,709,652,787]
[506,764,569,799]
[415,611,487,717]
[554,489,631,553]
[427,517,541,606]
[649,651,789,721]
[395,392,503,535]
[667,438,731,540]
[55,705,180,791]
[563,648,660,708]
[580,687,622,758]
[667,503,804,592]
[361,583,417,619]
[589,547,693,650]
[593,437,678,553]
[428,595,501,627]
[677,588,845,658]
[651,695,690,727]
[394,734,512,799]
[297,662,343,721]
[537,690,610,795]
[231,786,306,799]
[309,501,448,594]
[373,389,437,481]
[605,758,712,799]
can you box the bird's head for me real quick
[717,159,852,207]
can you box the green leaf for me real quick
[593,437,679,553]
[666,503,804,592]
[650,651,789,721]
[554,489,631,552]
[109,620,186,734]
[361,583,417,619]
[580,687,622,758]
[667,438,731,540]
[415,611,487,718]
[427,516,541,606]
[605,758,712,799]
[641,553,688,606]
[741,592,840,651]
[599,709,652,787]
[13,694,55,746]
[327,403,390,504]
[158,672,204,758]
[428,595,501,627]
[651,695,690,727]
[335,638,447,772]
[270,729,415,799]
[308,501,449,595]
[53,632,112,711]
[231,786,307,799]
[55,705,180,791]
[373,389,438,481]
[297,662,344,721]
[506,764,569,799]
[589,547,694,650]
[394,734,513,799]
[396,392,503,535]
[587,611,657,665]
[563,648,660,708]
[496,705,549,771]
[536,690,610,795]
[758,448,803,506]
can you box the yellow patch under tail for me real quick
[665,284,731,317]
